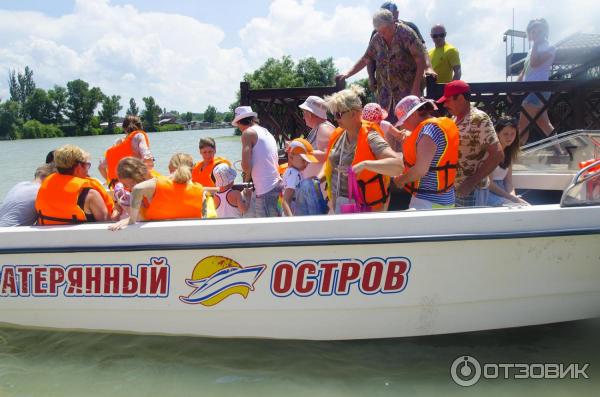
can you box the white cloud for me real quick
[239,0,372,68]
[1,0,599,113]
[0,0,247,112]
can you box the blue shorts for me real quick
[523,92,551,107]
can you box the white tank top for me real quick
[215,189,241,218]
[490,165,509,181]
[250,125,281,195]
[523,41,555,82]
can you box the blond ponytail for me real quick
[168,153,194,184]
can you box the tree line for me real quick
[227,55,373,115]
[1,56,360,140]
[0,67,228,140]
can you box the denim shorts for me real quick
[486,180,512,206]
[523,92,551,107]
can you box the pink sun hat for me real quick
[362,103,388,123]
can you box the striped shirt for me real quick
[414,124,455,206]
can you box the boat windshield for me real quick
[514,130,600,173]
[561,158,600,207]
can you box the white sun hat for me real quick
[298,96,328,119]
[231,106,258,127]
[212,163,237,187]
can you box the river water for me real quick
[0,130,598,396]
[0,128,243,199]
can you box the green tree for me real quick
[243,55,338,89]
[296,57,337,86]
[21,120,63,139]
[354,78,377,104]
[48,86,67,125]
[203,105,217,123]
[222,111,234,123]
[24,88,53,123]
[8,66,36,119]
[243,56,303,89]
[232,55,339,133]
[141,96,161,132]
[126,98,139,116]
[65,79,103,135]
[183,112,193,123]
[99,95,123,134]
[0,100,22,139]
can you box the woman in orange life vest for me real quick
[318,85,400,213]
[353,96,459,210]
[35,144,110,225]
[109,153,207,230]
[110,157,154,221]
[191,137,231,187]
[99,115,157,189]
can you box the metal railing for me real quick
[240,78,600,147]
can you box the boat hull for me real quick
[1,207,599,339]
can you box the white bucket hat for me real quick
[231,106,258,127]
[212,163,237,187]
[394,96,437,127]
[299,96,328,119]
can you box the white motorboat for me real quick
[0,131,599,340]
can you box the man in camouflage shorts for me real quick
[437,81,504,207]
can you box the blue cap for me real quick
[381,1,398,12]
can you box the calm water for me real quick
[0,128,242,200]
[1,131,599,396]
[0,321,598,396]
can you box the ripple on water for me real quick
[0,320,599,397]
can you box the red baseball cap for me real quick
[436,80,471,103]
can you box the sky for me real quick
[0,0,597,114]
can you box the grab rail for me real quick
[522,129,600,154]
[560,158,600,207]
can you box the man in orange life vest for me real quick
[99,115,156,189]
[36,145,111,225]
[191,137,231,187]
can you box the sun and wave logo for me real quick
[179,256,266,306]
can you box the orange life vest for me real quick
[402,117,459,194]
[142,177,204,221]
[324,121,390,211]
[191,156,232,187]
[86,177,114,214]
[35,173,103,225]
[278,162,288,176]
[104,130,150,187]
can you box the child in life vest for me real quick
[362,102,408,152]
[111,182,131,220]
[212,163,247,218]
[282,138,328,216]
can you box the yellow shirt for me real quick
[429,43,460,84]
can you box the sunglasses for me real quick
[78,161,92,168]
[431,33,446,39]
[333,110,351,119]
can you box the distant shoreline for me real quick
[0,124,235,141]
